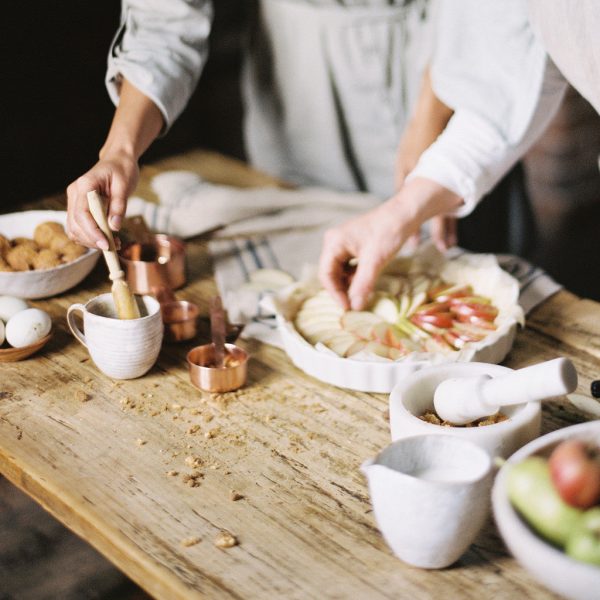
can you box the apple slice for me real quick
[371,323,408,348]
[352,324,376,340]
[341,311,382,332]
[413,301,451,315]
[429,283,474,302]
[411,312,453,329]
[304,327,345,345]
[425,335,454,353]
[450,302,498,322]
[397,293,411,318]
[325,333,360,357]
[443,329,467,350]
[387,347,406,361]
[406,291,427,316]
[396,318,430,340]
[450,322,489,343]
[371,296,399,323]
[345,340,367,357]
[363,341,394,359]
[453,314,497,329]
[449,295,492,306]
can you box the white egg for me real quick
[0,296,29,322]
[6,308,52,348]
[0,319,4,346]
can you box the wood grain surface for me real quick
[1,150,599,600]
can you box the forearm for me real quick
[410,69,453,135]
[389,177,463,236]
[100,79,164,162]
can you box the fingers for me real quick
[66,157,136,248]
[318,230,352,310]
[445,216,458,249]
[347,248,384,311]
[431,216,458,252]
[66,178,109,250]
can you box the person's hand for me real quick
[66,151,139,249]
[318,178,463,310]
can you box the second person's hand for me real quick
[66,151,139,250]
[318,178,463,311]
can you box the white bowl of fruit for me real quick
[493,421,600,600]
[271,247,523,392]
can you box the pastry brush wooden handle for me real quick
[87,191,123,280]
[87,191,140,320]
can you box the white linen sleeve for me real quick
[406,0,568,217]
[106,0,212,133]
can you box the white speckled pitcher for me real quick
[362,435,493,569]
[67,293,163,379]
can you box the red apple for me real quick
[549,440,600,509]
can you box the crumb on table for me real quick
[214,531,238,549]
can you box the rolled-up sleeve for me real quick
[407,0,568,217]
[107,0,212,133]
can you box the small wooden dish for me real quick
[0,333,52,362]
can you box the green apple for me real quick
[507,457,583,547]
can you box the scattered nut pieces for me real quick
[214,531,238,549]
[185,455,203,468]
[136,439,147,446]
[166,470,179,477]
[418,410,508,427]
[182,471,204,487]
[229,490,243,501]
[75,390,90,403]
[187,425,200,435]
[181,536,201,547]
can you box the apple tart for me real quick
[271,246,524,392]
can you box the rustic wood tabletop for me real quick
[1,150,599,600]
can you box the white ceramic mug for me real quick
[362,435,493,569]
[67,293,163,379]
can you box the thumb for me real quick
[347,250,383,311]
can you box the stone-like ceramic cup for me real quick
[67,293,163,379]
[362,435,493,569]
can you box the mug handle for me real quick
[67,303,87,347]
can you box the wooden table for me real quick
[2,150,600,599]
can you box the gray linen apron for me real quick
[242,0,433,200]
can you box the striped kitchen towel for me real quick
[125,171,562,347]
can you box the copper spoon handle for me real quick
[210,296,226,368]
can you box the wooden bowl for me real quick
[0,333,52,362]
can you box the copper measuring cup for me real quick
[119,234,186,295]
[187,343,248,393]
[153,287,199,343]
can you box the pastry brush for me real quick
[87,190,141,320]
